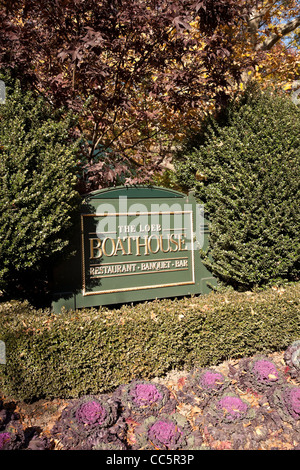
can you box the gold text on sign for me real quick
[89,233,188,259]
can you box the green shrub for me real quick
[0,283,299,402]
[175,84,300,289]
[0,71,81,295]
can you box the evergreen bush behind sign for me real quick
[52,186,216,312]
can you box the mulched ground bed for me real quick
[1,350,299,451]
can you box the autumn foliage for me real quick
[0,1,300,188]
[0,0,255,189]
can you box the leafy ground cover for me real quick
[1,342,299,451]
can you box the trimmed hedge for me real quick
[0,283,299,402]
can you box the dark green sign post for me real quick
[52,186,216,312]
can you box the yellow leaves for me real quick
[190,20,198,29]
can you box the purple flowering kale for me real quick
[262,385,300,447]
[0,400,26,450]
[268,385,300,425]
[176,367,229,409]
[51,394,126,450]
[217,395,248,422]
[284,387,300,420]
[200,370,225,390]
[284,340,300,380]
[131,383,163,406]
[148,420,182,447]
[207,392,254,425]
[0,421,26,450]
[114,380,176,418]
[253,359,279,383]
[196,391,265,450]
[0,432,11,450]
[228,356,285,394]
[75,399,109,427]
[132,412,203,450]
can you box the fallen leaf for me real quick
[268,374,278,380]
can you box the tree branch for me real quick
[256,16,300,51]
[247,2,277,44]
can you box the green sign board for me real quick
[52,186,216,312]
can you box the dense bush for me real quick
[0,283,299,402]
[0,71,81,296]
[175,84,300,289]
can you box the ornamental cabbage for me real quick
[268,385,300,426]
[51,394,126,450]
[285,387,300,421]
[76,399,108,427]
[217,395,248,422]
[0,421,25,451]
[114,380,176,418]
[177,367,229,409]
[200,370,226,390]
[252,359,279,383]
[228,356,285,394]
[148,420,182,448]
[131,383,163,406]
[0,400,26,450]
[196,391,264,450]
[132,412,203,450]
[206,392,254,425]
